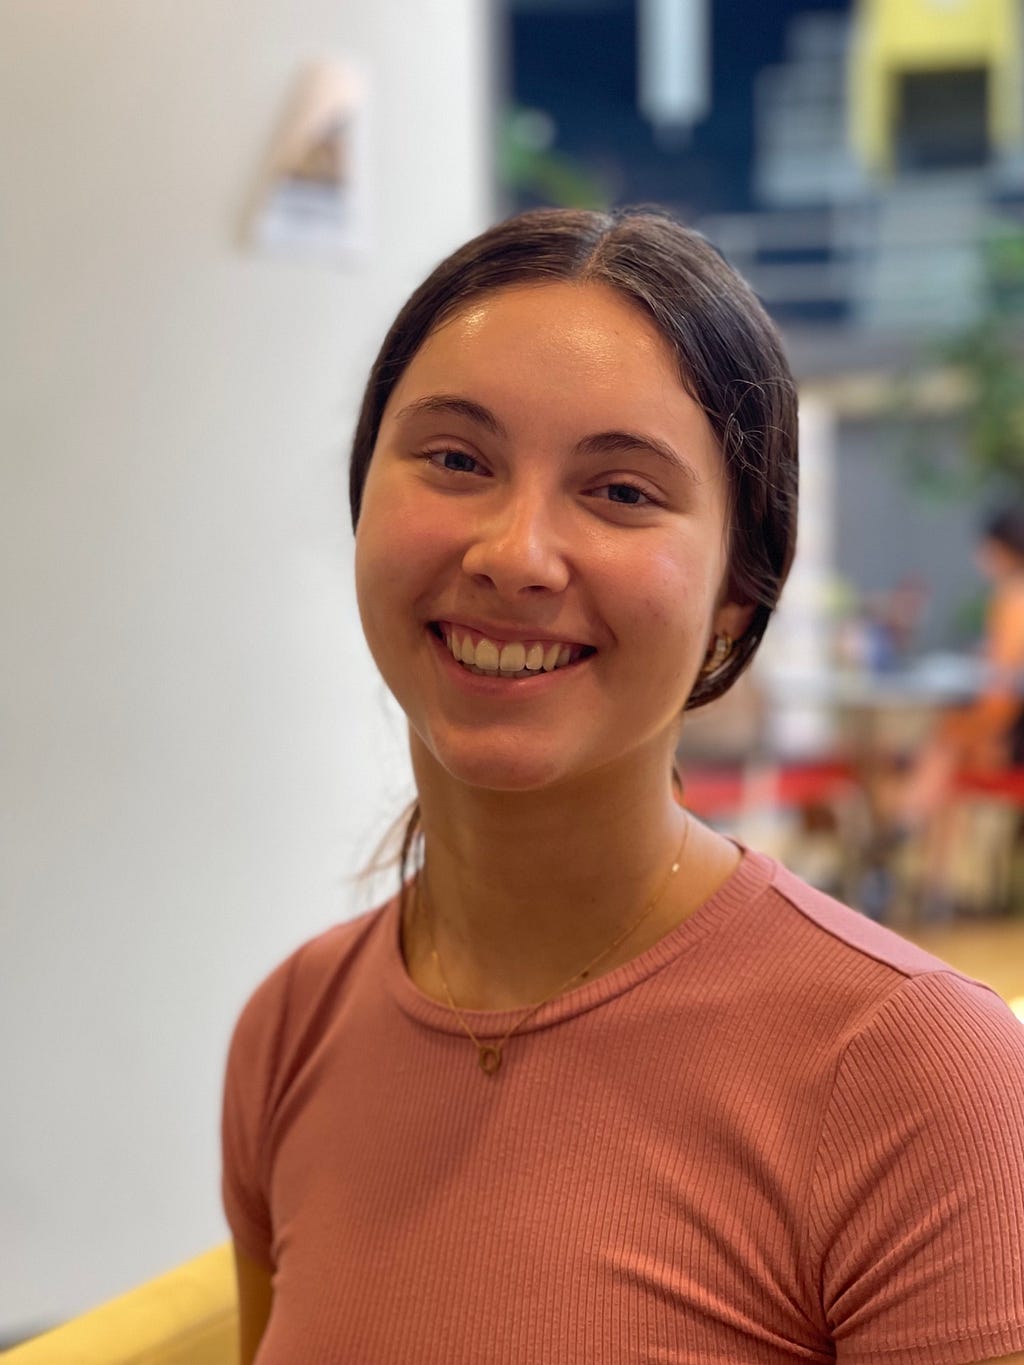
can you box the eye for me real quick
[425,447,484,475]
[591,481,661,508]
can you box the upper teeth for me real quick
[443,628,574,677]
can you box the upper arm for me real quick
[222,959,294,1352]
[817,975,1024,1357]
[986,584,1024,672]
[939,586,1024,752]
[233,1240,274,1365]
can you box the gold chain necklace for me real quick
[416,816,691,1075]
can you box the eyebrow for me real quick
[392,393,700,483]
[574,429,701,485]
[393,395,507,437]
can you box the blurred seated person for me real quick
[905,505,1024,803]
[880,504,1024,913]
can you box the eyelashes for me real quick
[590,483,661,508]
[425,447,482,475]
[419,447,665,510]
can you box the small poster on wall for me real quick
[246,59,370,262]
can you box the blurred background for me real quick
[4,0,1024,1345]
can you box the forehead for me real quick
[432,280,674,367]
[383,280,709,445]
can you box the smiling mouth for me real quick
[429,623,596,679]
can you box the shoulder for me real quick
[762,856,1024,1201]
[738,850,1024,1080]
[726,847,1024,1128]
[824,967,1024,1121]
[226,901,392,1097]
[744,864,1024,1351]
[221,901,396,1264]
[752,851,994,991]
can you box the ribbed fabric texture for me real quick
[222,850,1024,1364]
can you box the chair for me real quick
[2,1243,238,1365]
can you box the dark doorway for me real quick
[895,67,990,171]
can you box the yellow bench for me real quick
[2,1244,238,1364]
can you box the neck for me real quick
[402,737,737,1010]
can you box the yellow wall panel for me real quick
[850,0,1022,173]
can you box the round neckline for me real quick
[384,846,773,1038]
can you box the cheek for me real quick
[354,504,406,641]
[354,484,461,642]
[356,471,419,590]
[627,545,724,638]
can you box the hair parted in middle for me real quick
[349,205,799,712]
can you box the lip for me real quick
[426,624,593,691]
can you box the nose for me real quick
[460,487,571,596]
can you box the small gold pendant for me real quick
[479,1045,502,1075]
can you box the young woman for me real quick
[222,209,1024,1364]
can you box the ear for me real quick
[713,599,756,644]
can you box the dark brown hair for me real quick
[984,503,1024,562]
[349,205,798,711]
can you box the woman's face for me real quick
[354,280,751,794]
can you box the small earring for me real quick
[700,632,733,677]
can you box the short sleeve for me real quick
[220,956,296,1270]
[810,971,1024,1365]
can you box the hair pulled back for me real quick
[349,206,798,709]
[984,503,1024,563]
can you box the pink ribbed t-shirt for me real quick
[222,849,1024,1363]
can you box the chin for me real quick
[420,732,585,795]
[443,755,572,795]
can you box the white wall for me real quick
[0,0,492,1336]
[758,394,839,757]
